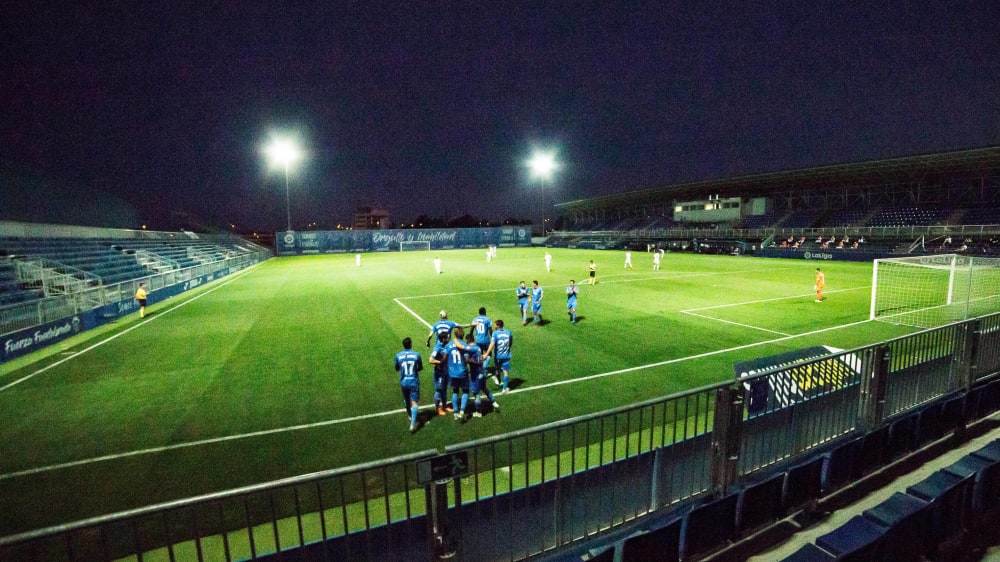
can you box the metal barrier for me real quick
[2,312,999,561]
[440,386,717,560]
[0,249,269,339]
[0,450,439,562]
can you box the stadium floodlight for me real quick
[265,137,303,232]
[527,149,560,235]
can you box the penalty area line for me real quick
[680,310,791,336]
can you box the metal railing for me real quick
[0,249,269,339]
[2,312,999,561]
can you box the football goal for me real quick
[400,240,431,252]
[870,254,1000,328]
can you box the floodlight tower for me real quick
[265,138,302,232]
[527,149,559,235]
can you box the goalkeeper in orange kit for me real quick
[814,268,825,302]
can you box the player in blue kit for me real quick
[426,310,458,348]
[445,327,471,421]
[517,281,530,326]
[394,337,423,433]
[428,332,452,415]
[464,333,499,417]
[531,280,544,327]
[566,279,578,323]
[471,306,493,373]
[484,319,513,393]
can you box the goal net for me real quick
[871,254,1000,328]
[400,240,431,252]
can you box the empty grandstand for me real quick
[551,146,1000,259]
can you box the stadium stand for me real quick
[0,236,257,289]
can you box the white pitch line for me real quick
[680,310,791,336]
[0,405,433,481]
[393,298,433,329]
[0,315,875,481]
[682,285,870,313]
[518,317,875,393]
[0,265,261,394]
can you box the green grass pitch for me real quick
[0,248,918,535]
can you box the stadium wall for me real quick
[275,226,531,255]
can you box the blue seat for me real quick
[815,515,885,562]
[858,426,889,476]
[916,402,945,445]
[823,437,863,494]
[681,493,738,560]
[978,380,1000,418]
[971,439,1000,462]
[886,413,918,460]
[736,473,785,535]
[942,454,996,516]
[621,517,681,562]
[906,471,975,555]
[783,456,825,511]
[939,395,966,433]
[861,492,929,561]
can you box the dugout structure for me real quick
[871,254,1000,328]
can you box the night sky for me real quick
[3,2,998,232]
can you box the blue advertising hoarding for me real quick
[276,227,531,256]
[1,268,239,364]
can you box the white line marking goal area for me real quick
[680,286,871,335]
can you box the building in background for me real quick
[352,207,391,230]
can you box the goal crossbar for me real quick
[399,240,431,252]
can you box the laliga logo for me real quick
[283,233,295,245]
[804,252,812,259]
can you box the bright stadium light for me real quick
[265,137,303,232]
[527,149,560,235]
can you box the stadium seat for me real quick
[905,471,975,556]
[736,472,785,536]
[939,394,966,434]
[680,492,738,560]
[977,379,1000,418]
[857,425,889,476]
[822,437,863,494]
[885,413,919,461]
[915,401,945,445]
[778,543,836,561]
[861,492,930,561]
[782,455,825,512]
[621,517,681,562]
[942,454,996,515]
[970,439,1000,463]
[814,515,885,562]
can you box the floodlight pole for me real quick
[284,162,291,232]
[541,182,547,235]
[528,150,558,236]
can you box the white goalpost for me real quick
[871,254,1000,328]
[399,240,431,252]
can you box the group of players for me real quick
[393,306,514,433]
[394,273,586,433]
